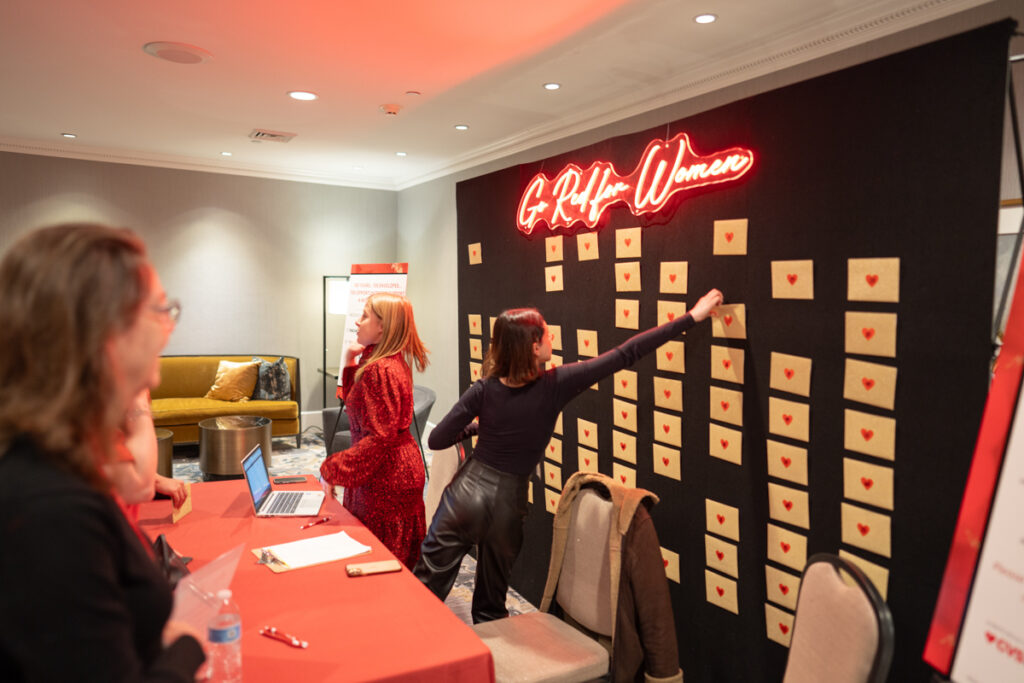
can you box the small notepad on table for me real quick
[253,531,372,572]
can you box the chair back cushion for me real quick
[783,560,880,683]
[424,444,462,526]
[556,488,614,636]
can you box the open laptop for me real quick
[241,444,325,517]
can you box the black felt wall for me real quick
[454,22,1013,683]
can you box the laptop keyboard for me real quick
[265,491,303,514]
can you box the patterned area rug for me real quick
[170,428,535,623]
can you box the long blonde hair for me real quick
[355,292,429,383]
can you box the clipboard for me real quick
[252,530,372,573]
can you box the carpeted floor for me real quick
[170,428,536,624]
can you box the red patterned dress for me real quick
[320,346,426,568]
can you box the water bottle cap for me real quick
[217,589,232,600]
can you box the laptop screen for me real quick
[242,445,272,509]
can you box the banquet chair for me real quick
[424,441,465,526]
[782,553,894,683]
[471,487,611,683]
[410,385,436,478]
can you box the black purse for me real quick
[152,533,192,588]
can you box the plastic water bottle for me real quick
[207,589,242,682]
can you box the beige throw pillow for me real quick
[204,360,260,402]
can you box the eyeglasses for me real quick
[152,299,181,324]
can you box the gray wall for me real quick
[0,152,396,415]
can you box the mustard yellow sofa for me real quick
[151,355,301,445]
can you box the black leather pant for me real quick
[414,457,529,623]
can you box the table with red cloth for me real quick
[138,477,494,682]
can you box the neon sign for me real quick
[516,133,754,235]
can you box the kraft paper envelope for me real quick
[613,462,636,488]
[545,235,563,262]
[766,440,808,486]
[713,218,748,255]
[709,423,743,465]
[706,570,739,614]
[653,410,681,447]
[578,447,599,473]
[545,355,561,371]
[613,398,638,433]
[612,430,637,463]
[489,316,497,337]
[710,386,744,426]
[711,345,745,384]
[658,300,687,327]
[845,311,897,358]
[711,304,746,339]
[766,604,794,647]
[616,227,642,258]
[576,232,599,261]
[771,260,814,300]
[616,299,640,330]
[841,502,891,558]
[528,481,533,505]
[614,369,637,400]
[467,242,482,265]
[765,565,801,611]
[554,412,563,435]
[577,418,598,449]
[843,457,894,511]
[839,550,890,600]
[705,534,739,578]
[469,362,482,382]
[656,341,685,374]
[769,352,812,397]
[469,338,483,360]
[615,261,641,292]
[652,444,680,480]
[660,261,688,294]
[577,329,598,357]
[172,483,192,523]
[543,461,562,490]
[844,409,896,461]
[767,483,810,529]
[767,523,807,572]
[769,397,809,442]
[661,547,680,583]
[843,358,897,410]
[545,265,564,292]
[706,499,740,541]
[545,437,562,464]
[467,314,482,336]
[548,324,562,351]
[653,377,682,412]
[545,488,560,514]
[848,257,899,303]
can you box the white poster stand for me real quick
[335,264,408,391]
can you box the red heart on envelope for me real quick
[624,238,631,246]
[662,457,670,466]
[786,274,797,285]
[784,368,794,380]
[720,439,729,449]
[662,424,670,433]
[857,523,870,536]
[862,327,875,340]
[862,377,875,390]
[779,584,789,595]
[866,274,879,287]
[781,456,792,468]
[861,477,873,489]
[669,274,677,283]
[725,232,734,242]
[716,514,725,524]
[716,586,724,597]
[861,428,874,441]
[715,550,724,560]
[783,500,793,511]
[724,315,733,326]
[779,623,789,635]
[723,359,731,369]
[780,542,791,553]
[782,414,793,426]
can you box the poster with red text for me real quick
[336,264,408,394]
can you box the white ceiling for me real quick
[0,0,1016,191]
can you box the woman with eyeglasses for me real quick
[0,224,205,681]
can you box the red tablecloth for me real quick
[139,478,494,682]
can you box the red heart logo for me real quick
[715,550,724,560]
[621,379,628,388]
[584,458,590,466]
[723,359,732,369]
[724,314,733,326]
[866,274,879,287]
[720,439,729,449]
[783,500,793,511]
[624,238,631,246]
[861,428,874,441]
[782,414,793,426]
[779,583,789,595]
[779,623,789,635]
[549,472,554,479]
[583,339,590,347]
[584,242,591,250]
[780,542,791,553]
[669,273,677,283]
[619,442,627,451]
[667,312,675,321]
[663,558,669,567]
[721,401,730,411]
[781,456,792,468]
[664,390,671,399]
[662,424,670,433]
[784,368,794,380]
[472,321,478,328]
[786,273,797,285]
[862,377,875,390]
[584,429,590,437]
[549,445,555,452]
[620,474,627,483]
[861,477,874,489]
[716,586,724,597]
[716,514,725,524]
[666,351,674,361]
[623,309,630,317]
[857,523,870,536]
[862,327,875,340]
[725,232,734,242]
[662,456,670,466]
[623,272,630,281]
[621,410,628,420]
[551,275,556,282]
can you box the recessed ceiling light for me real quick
[543,82,561,91]
[221,152,232,157]
[142,41,213,64]
[61,133,76,139]
[288,91,318,101]
[405,90,421,96]
[352,166,364,171]
[454,124,469,131]
[694,13,717,24]
[396,152,407,157]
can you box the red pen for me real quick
[299,515,332,530]
[259,626,308,648]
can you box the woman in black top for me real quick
[414,288,723,623]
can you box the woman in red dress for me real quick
[320,292,429,568]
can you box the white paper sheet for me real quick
[263,531,372,569]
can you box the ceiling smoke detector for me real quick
[379,103,403,116]
[248,128,297,143]
[142,41,213,64]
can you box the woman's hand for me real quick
[344,342,365,368]
[320,473,337,500]
[689,288,724,322]
[155,474,187,508]
[162,619,205,649]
